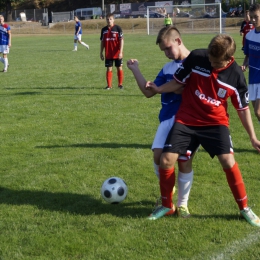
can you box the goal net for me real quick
[147,3,226,35]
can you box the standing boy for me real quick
[127,26,193,218]
[72,16,89,51]
[240,10,254,51]
[146,34,260,227]
[0,15,11,72]
[164,14,173,27]
[100,13,124,90]
[242,3,260,124]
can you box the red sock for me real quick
[106,71,112,87]
[117,69,124,86]
[224,162,248,210]
[159,167,175,209]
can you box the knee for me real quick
[160,153,176,169]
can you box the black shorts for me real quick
[163,122,233,158]
[105,59,123,68]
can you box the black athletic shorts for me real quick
[163,122,233,158]
[105,59,123,67]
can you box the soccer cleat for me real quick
[104,86,112,90]
[72,49,77,51]
[148,205,175,220]
[240,207,260,227]
[2,69,7,72]
[118,85,123,89]
[177,206,191,218]
[86,45,89,50]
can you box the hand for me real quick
[146,81,159,93]
[100,54,104,61]
[127,59,139,70]
[241,65,247,72]
[118,52,123,59]
[251,138,260,153]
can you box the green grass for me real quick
[0,32,260,260]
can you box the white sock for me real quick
[0,57,4,63]
[74,43,77,50]
[81,41,88,48]
[177,170,194,207]
[4,58,8,70]
[153,162,160,179]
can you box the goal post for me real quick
[147,3,225,35]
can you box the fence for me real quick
[12,8,48,23]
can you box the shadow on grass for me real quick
[0,186,151,217]
[35,143,151,149]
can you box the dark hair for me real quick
[208,34,236,60]
[249,3,260,12]
[156,26,181,45]
[106,13,114,19]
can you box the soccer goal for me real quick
[147,3,226,35]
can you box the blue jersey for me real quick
[154,60,183,122]
[244,29,260,84]
[75,21,82,34]
[0,23,10,45]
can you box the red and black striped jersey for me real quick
[174,49,249,127]
[100,24,123,59]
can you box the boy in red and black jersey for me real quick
[146,34,260,227]
[100,13,124,90]
[240,10,254,51]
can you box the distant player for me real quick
[240,10,254,51]
[0,15,11,72]
[242,3,260,124]
[100,13,124,90]
[72,16,89,51]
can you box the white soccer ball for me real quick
[101,177,128,204]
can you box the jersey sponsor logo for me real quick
[195,89,221,106]
[106,38,116,41]
[195,66,210,74]
[249,44,260,51]
[217,88,227,98]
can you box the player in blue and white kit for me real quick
[0,15,11,72]
[242,3,260,123]
[72,16,89,51]
[127,26,194,218]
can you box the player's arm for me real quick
[119,38,124,59]
[146,79,184,94]
[127,59,156,98]
[100,40,104,60]
[237,109,260,152]
[8,29,11,47]
[241,55,249,71]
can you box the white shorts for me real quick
[248,83,260,101]
[74,34,82,41]
[151,116,175,150]
[0,45,9,54]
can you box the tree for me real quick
[0,0,26,21]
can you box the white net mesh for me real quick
[147,3,226,35]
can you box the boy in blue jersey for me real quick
[72,16,89,51]
[242,3,260,123]
[127,26,194,218]
[0,15,11,72]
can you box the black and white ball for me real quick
[101,177,128,204]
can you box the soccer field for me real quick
[0,33,260,259]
